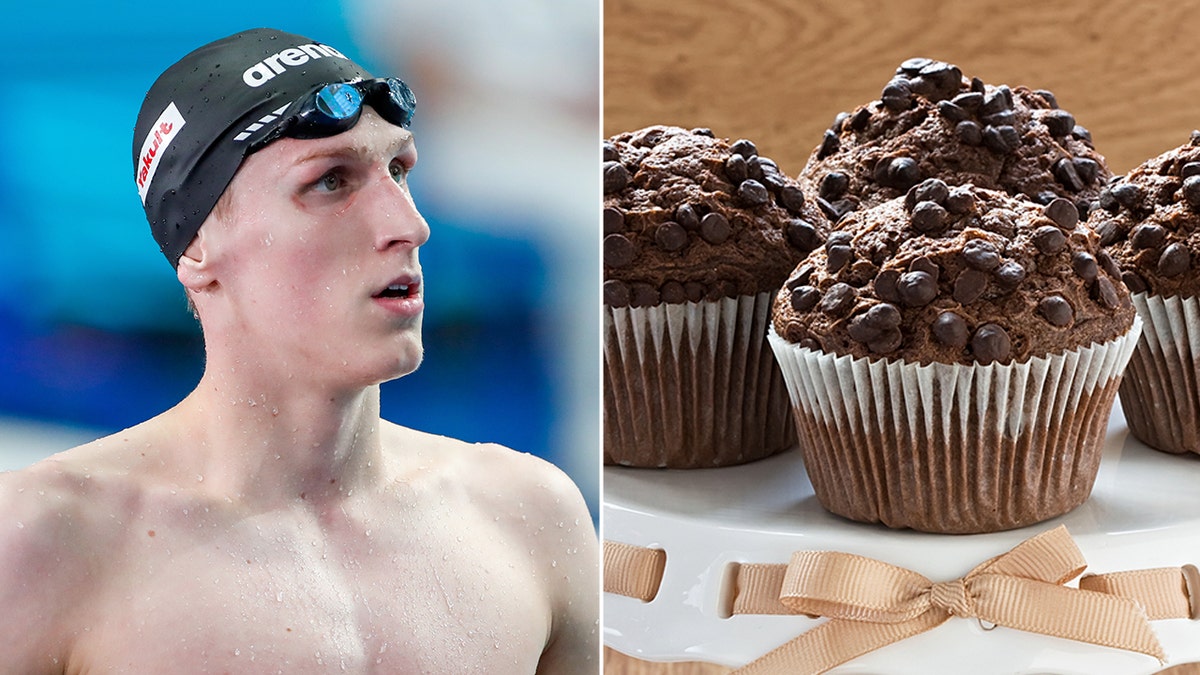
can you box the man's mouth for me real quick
[375,282,414,299]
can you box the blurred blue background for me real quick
[0,2,600,517]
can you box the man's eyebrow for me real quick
[291,134,415,167]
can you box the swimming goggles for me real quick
[246,77,416,152]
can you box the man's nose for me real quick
[370,174,431,251]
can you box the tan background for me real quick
[603,0,1200,672]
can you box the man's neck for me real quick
[164,363,386,507]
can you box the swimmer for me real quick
[0,28,598,673]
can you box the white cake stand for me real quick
[603,398,1200,674]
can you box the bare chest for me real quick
[70,505,549,674]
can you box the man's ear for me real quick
[176,228,218,293]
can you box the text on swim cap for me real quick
[242,43,349,87]
[137,102,186,204]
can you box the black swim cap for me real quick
[133,28,374,266]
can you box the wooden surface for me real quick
[603,1,1200,672]
[604,0,1200,177]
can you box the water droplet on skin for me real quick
[196,475,204,483]
[15,522,24,529]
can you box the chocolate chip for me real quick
[1073,125,1093,146]
[980,89,1011,116]
[994,261,1026,288]
[1072,251,1099,282]
[1183,176,1200,210]
[1042,110,1076,137]
[1053,158,1084,192]
[1032,225,1068,254]
[699,212,732,245]
[786,219,822,252]
[779,185,807,213]
[875,269,902,303]
[691,128,714,138]
[819,283,858,318]
[730,139,758,158]
[1182,162,1200,179]
[827,231,853,247]
[603,161,630,194]
[604,234,636,267]
[787,264,815,290]
[603,279,630,307]
[956,120,983,146]
[945,187,977,214]
[738,179,770,207]
[746,155,765,182]
[1035,89,1059,108]
[818,197,856,222]
[790,285,820,312]
[827,244,853,273]
[629,282,660,308]
[970,77,986,94]
[1130,223,1167,250]
[867,329,903,354]
[910,256,940,280]
[953,269,989,304]
[952,91,983,111]
[684,282,706,302]
[1094,220,1121,246]
[817,130,840,160]
[879,157,921,190]
[982,110,1016,128]
[820,172,850,200]
[1098,189,1120,214]
[602,142,619,163]
[983,125,1020,154]
[655,221,689,252]
[897,270,938,307]
[1092,276,1122,309]
[1044,197,1079,230]
[603,207,625,234]
[1121,271,1148,294]
[1159,242,1191,277]
[881,78,913,111]
[660,281,686,304]
[866,302,902,329]
[898,57,933,74]
[938,100,968,123]
[962,239,1001,270]
[1097,250,1122,279]
[676,204,700,230]
[850,107,872,131]
[1038,295,1074,327]
[1073,157,1099,186]
[932,311,970,348]
[725,154,749,183]
[971,324,1012,364]
[911,201,950,233]
[914,61,962,101]
[909,178,950,207]
[1111,183,1143,210]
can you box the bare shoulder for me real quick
[379,421,590,519]
[0,447,116,670]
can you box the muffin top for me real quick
[603,125,828,308]
[1093,131,1200,299]
[772,182,1135,365]
[798,58,1111,225]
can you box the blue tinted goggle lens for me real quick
[251,77,415,150]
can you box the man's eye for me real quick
[317,171,343,192]
[389,162,406,183]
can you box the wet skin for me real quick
[0,109,599,674]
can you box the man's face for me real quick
[199,107,429,389]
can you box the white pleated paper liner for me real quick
[604,292,796,468]
[1120,293,1200,455]
[768,316,1142,534]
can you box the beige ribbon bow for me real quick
[728,525,1165,674]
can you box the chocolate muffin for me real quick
[1094,131,1200,455]
[769,182,1141,533]
[798,58,1111,225]
[604,125,828,468]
